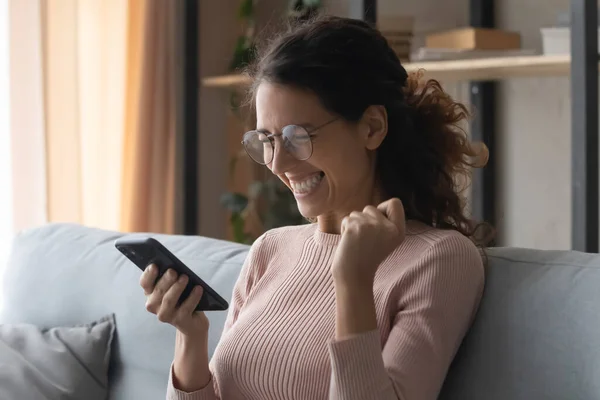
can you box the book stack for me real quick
[410,27,524,61]
[377,16,414,63]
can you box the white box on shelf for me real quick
[541,27,600,55]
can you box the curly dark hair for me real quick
[245,15,493,246]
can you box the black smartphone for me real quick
[115,237,228,311]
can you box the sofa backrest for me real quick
[440,247,600,400]
[3,224,600,400]
[1,223,249,400]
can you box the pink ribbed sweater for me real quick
[168,221,484,400]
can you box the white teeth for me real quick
[290,173,323,194]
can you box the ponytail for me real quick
[377,71,492,246]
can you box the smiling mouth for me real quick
[289,171,325,195]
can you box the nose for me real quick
[268,139,297,175]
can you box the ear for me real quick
[359,105,388,150]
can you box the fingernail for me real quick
[179,275,187,283]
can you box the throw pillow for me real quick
[0,314,116,400]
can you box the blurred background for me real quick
[0,0,593,273]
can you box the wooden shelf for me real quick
[203,74,251,88]
[412,54,572,81]
[202,54,579,88]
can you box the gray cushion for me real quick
[0,315,115,400]
[1,223,249,400]
[440,247,600,400]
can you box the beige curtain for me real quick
[10,0,127,232]
[42,0,128,230]
[120,0,182,234]
[9,0,183,234]
[9,0,48,232]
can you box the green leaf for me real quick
[251,176,305,230]
[220,192,249,214]
[230,212,253,244]
[303,0,321,7]
[290,0,321,10]
[248,181,265,199]
[238,0,254,19]
[228,153,239,182]
[229,41,257,72]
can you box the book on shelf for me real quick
[410,47,537,62]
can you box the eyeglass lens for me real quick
[243,125,312,165]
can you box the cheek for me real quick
[318,149,370,186]
[311,129,372,186]
[325,136,368,171]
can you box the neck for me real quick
[316,184,385,234]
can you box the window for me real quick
[0,0,11,311]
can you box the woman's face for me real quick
[254,83,387,229]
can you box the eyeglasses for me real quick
[241,118,338,165]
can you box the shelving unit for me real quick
[570,0,598,252]
[199,0,599,252]
[203,54,580,88]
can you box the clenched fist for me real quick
[331,198,406,286]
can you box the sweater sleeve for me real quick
[327,234,485,400]
[166,234,268,400]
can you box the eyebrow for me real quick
[255,122,316,134]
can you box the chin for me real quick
[296,201,322,219]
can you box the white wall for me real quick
[496,0,572,249]
[0,0,9,312]
[325,0,579,250]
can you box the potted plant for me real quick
[221,0,322,244]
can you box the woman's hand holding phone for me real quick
[141,264,213,391]
[140,264,209,336]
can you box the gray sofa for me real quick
[1,223,599,399]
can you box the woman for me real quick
[142,16,489,400]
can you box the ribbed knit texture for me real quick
[167,221,484,400]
